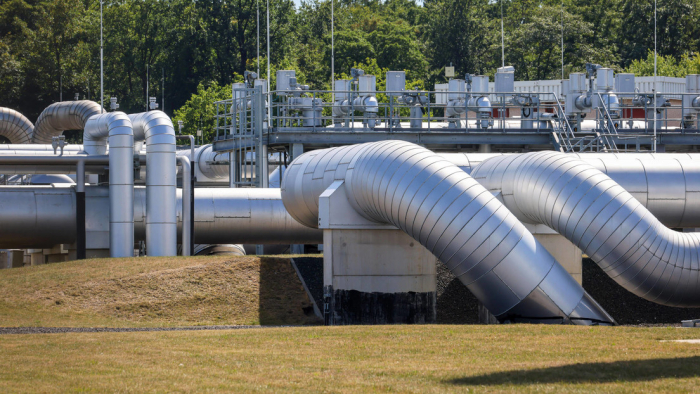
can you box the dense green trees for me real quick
[1,0,699,140]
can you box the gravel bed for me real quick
[436,261,479,324]
[582,258,700,325]
[292,257,324,308]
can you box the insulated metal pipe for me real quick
[177,156,192,256]
[130,111,177,256]
[0,186,76,248]
[281,141,614,325]
[84,112,134,258]
[442,152,700,228]
[0,107,34,143]
[33,101,103,143]
[471,152,700,307]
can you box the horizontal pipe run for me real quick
[0,186,322,248]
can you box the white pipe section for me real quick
[33,101,103,143]
[0,108,33,143]
[84,112,134,257]
[471,152,700,307]
[282,141,614,324]
[177,156,192,256]
[129,111,177,256]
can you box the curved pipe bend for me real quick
[282,141,615,325]
[83,112,134,257]
[33,101,103,143]
[0,107,34,144]
[471,152,700,307]
[129,111,177,257]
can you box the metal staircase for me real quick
[551,93,619,153]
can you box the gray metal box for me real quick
[471,75,489,94]
[335,80,352,101]
[276,70,296,95]
[358,75,376,96]
[448,79,465,100]
[570,73,587,93]
[495,68,514,93]
[435,83,449,105]
[615,73,635,93]
[386,71,406,97]
[596,68,614,91]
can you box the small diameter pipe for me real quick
[76,160,86,260]
[176,135,196,256]
[177,156,192,256]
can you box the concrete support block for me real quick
[323,228,437,325]
[318,180,437,325]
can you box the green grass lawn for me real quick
[1,325,699,393]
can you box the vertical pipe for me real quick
[178,156,192,256]
[76,159,86,260]
[84,112,135,258]
[129,111,177,256]
[229,151,237,188]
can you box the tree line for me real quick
[2,0,700,137]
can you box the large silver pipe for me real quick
[442,152,700,228]
[177,156,192,256]
[0,186,322,248]
[84,112,134,258]
[0,107,33,144]
[32,101,103,143]
[471,152,700,307]
[0,186,76,248]
[130,111,177,256]
[281,141,614,325]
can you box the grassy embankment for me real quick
[0,255,320,327]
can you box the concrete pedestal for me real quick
[319,180,437,325]
[323,229,437,325]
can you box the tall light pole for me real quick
[331,0,335,99]
[100,0,104,113]
[653,0,657,152]
[257,0,260,76]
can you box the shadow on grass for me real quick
[448,356,700,386]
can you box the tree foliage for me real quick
[1,0,700,143]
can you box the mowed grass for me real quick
[1,325,700,392]
[0,255,320,327]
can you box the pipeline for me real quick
[33,101,103,144]
[83,112,134,258]
[0,108,33,144]
[281,141,615,325]
[0,185,322,249]
[130,111,177,256]
[441,152,700,228]
[471,152,700,307]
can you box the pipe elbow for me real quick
[33,100,103,144]
[0,107,34,144]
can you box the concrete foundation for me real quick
[323,228,437,325]
[319,180,437,325]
